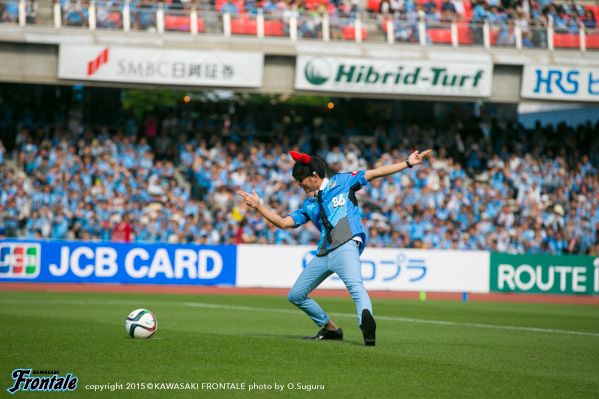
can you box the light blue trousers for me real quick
[287,240,373,327]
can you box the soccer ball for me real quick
[125,309,157,339]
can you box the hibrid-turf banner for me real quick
[0,240,236,285]
[295,54,493,97]
[490,253,599,295]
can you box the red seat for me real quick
[381,17,392,32]
[462,0,472,20]
[587,35,599,48]
[457,24,473,44]
[164,15,189,31]
[264,19,285,36]
[422,25,474,45]
[342,24,369,40]
[584,5,599,20]
[231,16,257,35]
[368,0,382,12]
[489,30,499,45]
[554,33,580,48]
[230,17,285,36]
[427,27,452,43]
[197,17,205,32]
[586,34,599,49]
[163,15,206,32]
[108,12,121,25]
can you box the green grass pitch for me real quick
[1,290,598,398]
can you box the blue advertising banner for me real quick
[521,65,599,102]
[0,240,237,285]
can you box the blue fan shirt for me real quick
[288,170,370,256]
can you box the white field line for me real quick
[183,302,599,337]
[1,298,598,337]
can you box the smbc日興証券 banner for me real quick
[58,44,264,87]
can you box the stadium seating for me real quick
[303,0,321,10]
[342,24,369,40]
[215,0,245,13]
[458,25,474,44]
[410,26,475,45]
[585,5,599,20]
[230,15,286,36]
[552,32,599,49]
[108,12,122,26]
[264,19,286,36]
[462,0,472,20]
[51,0,599,48]
[554,33,581,48]
[368,0,382,13]
[428,27,452,43]
[231,15,258,35]
[587,34,599,49]
[164,15,206,32]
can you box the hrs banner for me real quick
[0,240,236,285]
[520,65,599,102]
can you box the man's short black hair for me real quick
[292,156,327,182]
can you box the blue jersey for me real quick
[288,170,370,256]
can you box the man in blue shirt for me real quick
[237,149,430,346]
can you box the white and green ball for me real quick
[125,309,157,339]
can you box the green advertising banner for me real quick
[490,253,599,295]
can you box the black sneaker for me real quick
[360,309,376,346]
[302,327,344,341]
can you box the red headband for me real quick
[289,151,311,164]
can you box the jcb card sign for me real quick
[521,65,599,102]
[58,45,264,87]
[0,243,41,278]
[491,254,599,295]
[0,240,236,285]
[295,55,493,97]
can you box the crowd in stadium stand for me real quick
[1,0,597,47]
[383,0,598,45]
[0,102,598,256]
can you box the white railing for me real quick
[450,19,458,48]
[18,0,25,27]
[322,12,330,42]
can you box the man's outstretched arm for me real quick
[237,190,295,229]
[364,149,432,182]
